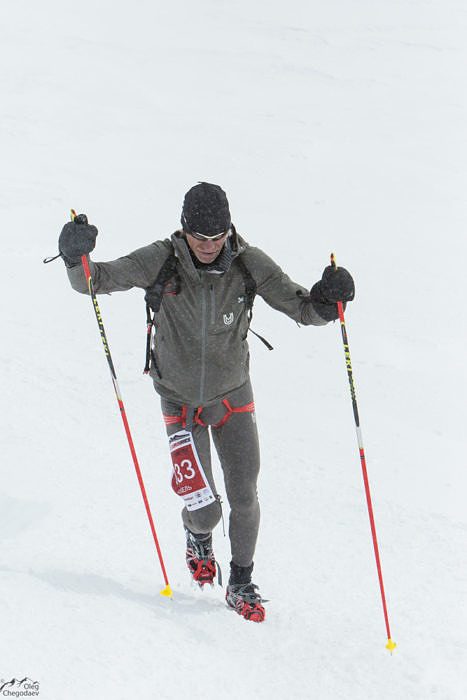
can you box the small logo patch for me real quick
[223,312,234,325]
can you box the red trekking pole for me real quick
[71,209,172,599]
[331,253,395,653]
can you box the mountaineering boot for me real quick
[185,527,220,587]
[225,561,265,622]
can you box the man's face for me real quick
[185,232,228,264]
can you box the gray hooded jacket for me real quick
[66,230,327,406]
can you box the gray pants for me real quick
[161,380,260,567]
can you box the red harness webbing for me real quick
[163,399,255,430]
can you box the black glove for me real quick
[59,214,98,266]
[309,265,355,321]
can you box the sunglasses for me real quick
[186,228,230,242]
[182,213,231,241]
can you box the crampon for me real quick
[225,582,266,622]
[185,528,221,588]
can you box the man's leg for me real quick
[160,397,223,586]
[209,382,261,568]
[209,382,265,622]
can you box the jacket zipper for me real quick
[210,283,216,325]
[199,283,207,404]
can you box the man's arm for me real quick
[58,213,172,294]
[242,246,354,326]
[66,241,172,295]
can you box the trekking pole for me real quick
[71,209,172,599]
[330,253,395,653]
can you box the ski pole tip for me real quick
[160,584,173,599]
[386,638,397,654]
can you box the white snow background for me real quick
[1,1,466,698]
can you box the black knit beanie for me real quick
[181,182,231,237]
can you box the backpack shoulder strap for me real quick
[236,254,273,351]
[144,242,180,313]
[235,255,257,320]
[143,242,181,374]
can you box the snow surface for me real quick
[1,1,467,698]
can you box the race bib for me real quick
[169,430,215,511]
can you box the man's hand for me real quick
[309,265,355,321]
[59,214,98,266]
[320,265,355,303]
